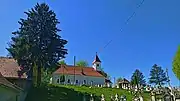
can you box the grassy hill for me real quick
[25,84,151,101]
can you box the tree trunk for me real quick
[37,66,41,87]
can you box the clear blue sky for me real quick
[0,0,179,86]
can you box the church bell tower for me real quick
[92,52,101,71]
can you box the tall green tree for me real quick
[131,69,146,87]
[172,45,180,80]
[76,60,89,67]
[149,64,168,86]
[7,3,68,86]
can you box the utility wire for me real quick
[97,0,145,54]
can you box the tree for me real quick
[116,77,123,83]
[59,60,66,65]
[76,60,89,67]
[6,3,68,86]
[131,69,146,87]
[149,64,168,86]
[172,45,180,80]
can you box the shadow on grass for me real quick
[25,85,100,101]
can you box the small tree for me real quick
[172,45,180,81]
[131,69,146,89]
[116,77,123,83]
[59,60,66,65]
[149,64,168,87]
[76,60,89,67]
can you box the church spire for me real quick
[92,52,101,63]
[92,52,101,71]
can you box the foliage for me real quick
[59,60,66,65]
[131,69,146,86]
[172,45,180,80]
[25,84,151,101]
[76,60,89,67]
[149,64,168,86]
[116,77,123,83]
[60,75,65,83]
[41,70,52,84]
[6,3,68,86]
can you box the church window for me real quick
[97,64,99,67]
[68,79,70,83]
[57,79,59,83]
[76,80,78,83]
[83,80,86,84]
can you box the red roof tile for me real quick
[0,57,27,78]
[53,65,104,77]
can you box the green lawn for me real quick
[25,84,151,101]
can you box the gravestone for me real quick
[101,94,105,101]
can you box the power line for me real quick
[97,0,145,54]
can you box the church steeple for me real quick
[92,52,101,63]
[92,52,101,71]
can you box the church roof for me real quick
[53,65,104,77]
[92,53,101,63]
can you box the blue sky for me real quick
[0,0,179,86]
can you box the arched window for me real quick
[57,79,59,83]
[91,81,93,86]
[68,79,70,83]
[76,80,78,84]
[83,80,86,84]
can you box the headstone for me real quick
[101,94,105,101]
[83,94,86,101]
[114,94,119,101]
[164,94,171,101]
[90,94,94,101]
[110,95,114,101]
[139,96,143,101]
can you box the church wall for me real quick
[52,74,105,86]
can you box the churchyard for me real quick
[1,1,180,101]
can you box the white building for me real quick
[52,54,106,86]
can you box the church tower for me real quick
[92,52,101,71]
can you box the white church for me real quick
[52,54,110,86]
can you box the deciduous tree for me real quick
[172,45,180,80]
[76,60,89,67]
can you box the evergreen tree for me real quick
[172,45,180,80]
[149,64,168,86]
[131,69,146,87]
[7,3,68,86]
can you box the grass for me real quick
[25,84,151,101]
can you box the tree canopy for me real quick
[172,45,180,80]
[149,64,168,86]
[6,3,68,86]
[58,60,66,65]
[76,60,89,67]
[131,69,146,86]
[116,77,123,84]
